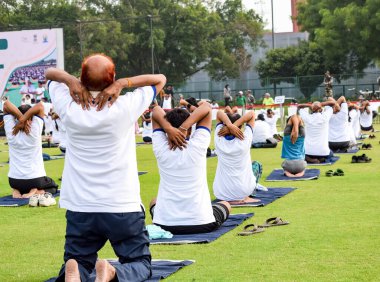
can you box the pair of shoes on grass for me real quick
[369,134,376,139]
[238,217,289,236]
[352,154,372,163]
[325,169,344,177]
[29,193,56,207]
[362,144,372,150]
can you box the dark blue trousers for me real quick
[56,210,151,282]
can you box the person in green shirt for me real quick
[235,91,246,114]
[262,93,274,108]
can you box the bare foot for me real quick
[12,189,22,198]
[65,259,81,282]
[95,259,116,282]
[242,196,261,203]
[21,188,38,198]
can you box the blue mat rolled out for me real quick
[0,191,60,207]
[150,213,253,245]
[266,169,320,181]
[139,171,148,176]
[307,156,340,166]
[334,147,360,154]
[215,188,296,207]
[45,259,194,282]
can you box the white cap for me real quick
[238,91,243,95]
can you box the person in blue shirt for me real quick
[281,114,307,177]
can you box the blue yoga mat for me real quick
[215,187,296,207]
[0,191,60,207]
[45,259,194,282]
[307,156,340,166]
[334,147,360,154]
[150,213,254,245]
[266,169,320,181]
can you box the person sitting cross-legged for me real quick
[281,114,307,177]
[213,110,262,204]
[298,100,336,163]
[251,114,277,148]
[328,96,351,152]
[150,103,231,234]
[3,100,58,199]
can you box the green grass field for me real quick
[0,133,379,281]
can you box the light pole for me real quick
[271,0,274,49]
[147,15,154,74]
[76,19,83,60]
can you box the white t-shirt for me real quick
[51,119,66,148]
[251,120,272,143]
[152,127,215,226]
[35,87,45,100]
[42,102,52,116]
[360,110,373,128]
[162,97,172,110]
[349,109,361,138]
[49,81,155,213]
[4,114,46,179]
[213,124,256,201]
[264,114,279,135]
[300,107,333,156]
[142,121,152,139]
[329,103,350,142]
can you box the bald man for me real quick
[46,54,167,282]
[298,100,336,163]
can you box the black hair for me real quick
[227,113,241,124]
[186,97,198,107]
[257,114,265,121]
[267,109,273,114]
[165,108,190,128]
[18,104,32,115]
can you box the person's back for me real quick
[49,81,154,212]
[5,105,45,179]
[213,111,256,201]
[299,104,333,156]
[152,112,213,226]
[151,103,230,234]
[251,120,271,143]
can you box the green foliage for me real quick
[256,41,326,99]
[297,0,380,74]
[0,0,265,82]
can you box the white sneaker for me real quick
[39,193,56,207]
[256,183,268,192]
[29,194,41,207]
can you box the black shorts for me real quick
[150,202,230,235]
[329,141,350,151]
[360,125,373,131]
[9,176,58,195]
[143,136,152,143]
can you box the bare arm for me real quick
[45,68,91,109]
[97,74,166,110]
[336,96,346,105]
[12,102,44,135]
[321,100,336,107]
[179,98,197,113]
[297,103,312,109]
[234,111,255,128]
[216,110,244,140]
[3,101,23,120]
[180,102,212,131]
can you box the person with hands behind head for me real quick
[213,109,263,204]
[3,100,58,199]
[150,102,231,234]
[46,53,166,282]
[281,114,307,177]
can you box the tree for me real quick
[0,0,265,83]
[256,41,326,99]
[296,0,380,74]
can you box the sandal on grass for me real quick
[238,224,265,236]
[325,170,334,177]
[357,154,372,163]
[333,169,344,176]
[258,217,290,228]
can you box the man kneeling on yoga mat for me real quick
[150,102,231,235]
[3,101,58,199]
[212,109,262,204]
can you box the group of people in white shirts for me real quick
[2,52,377,281]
